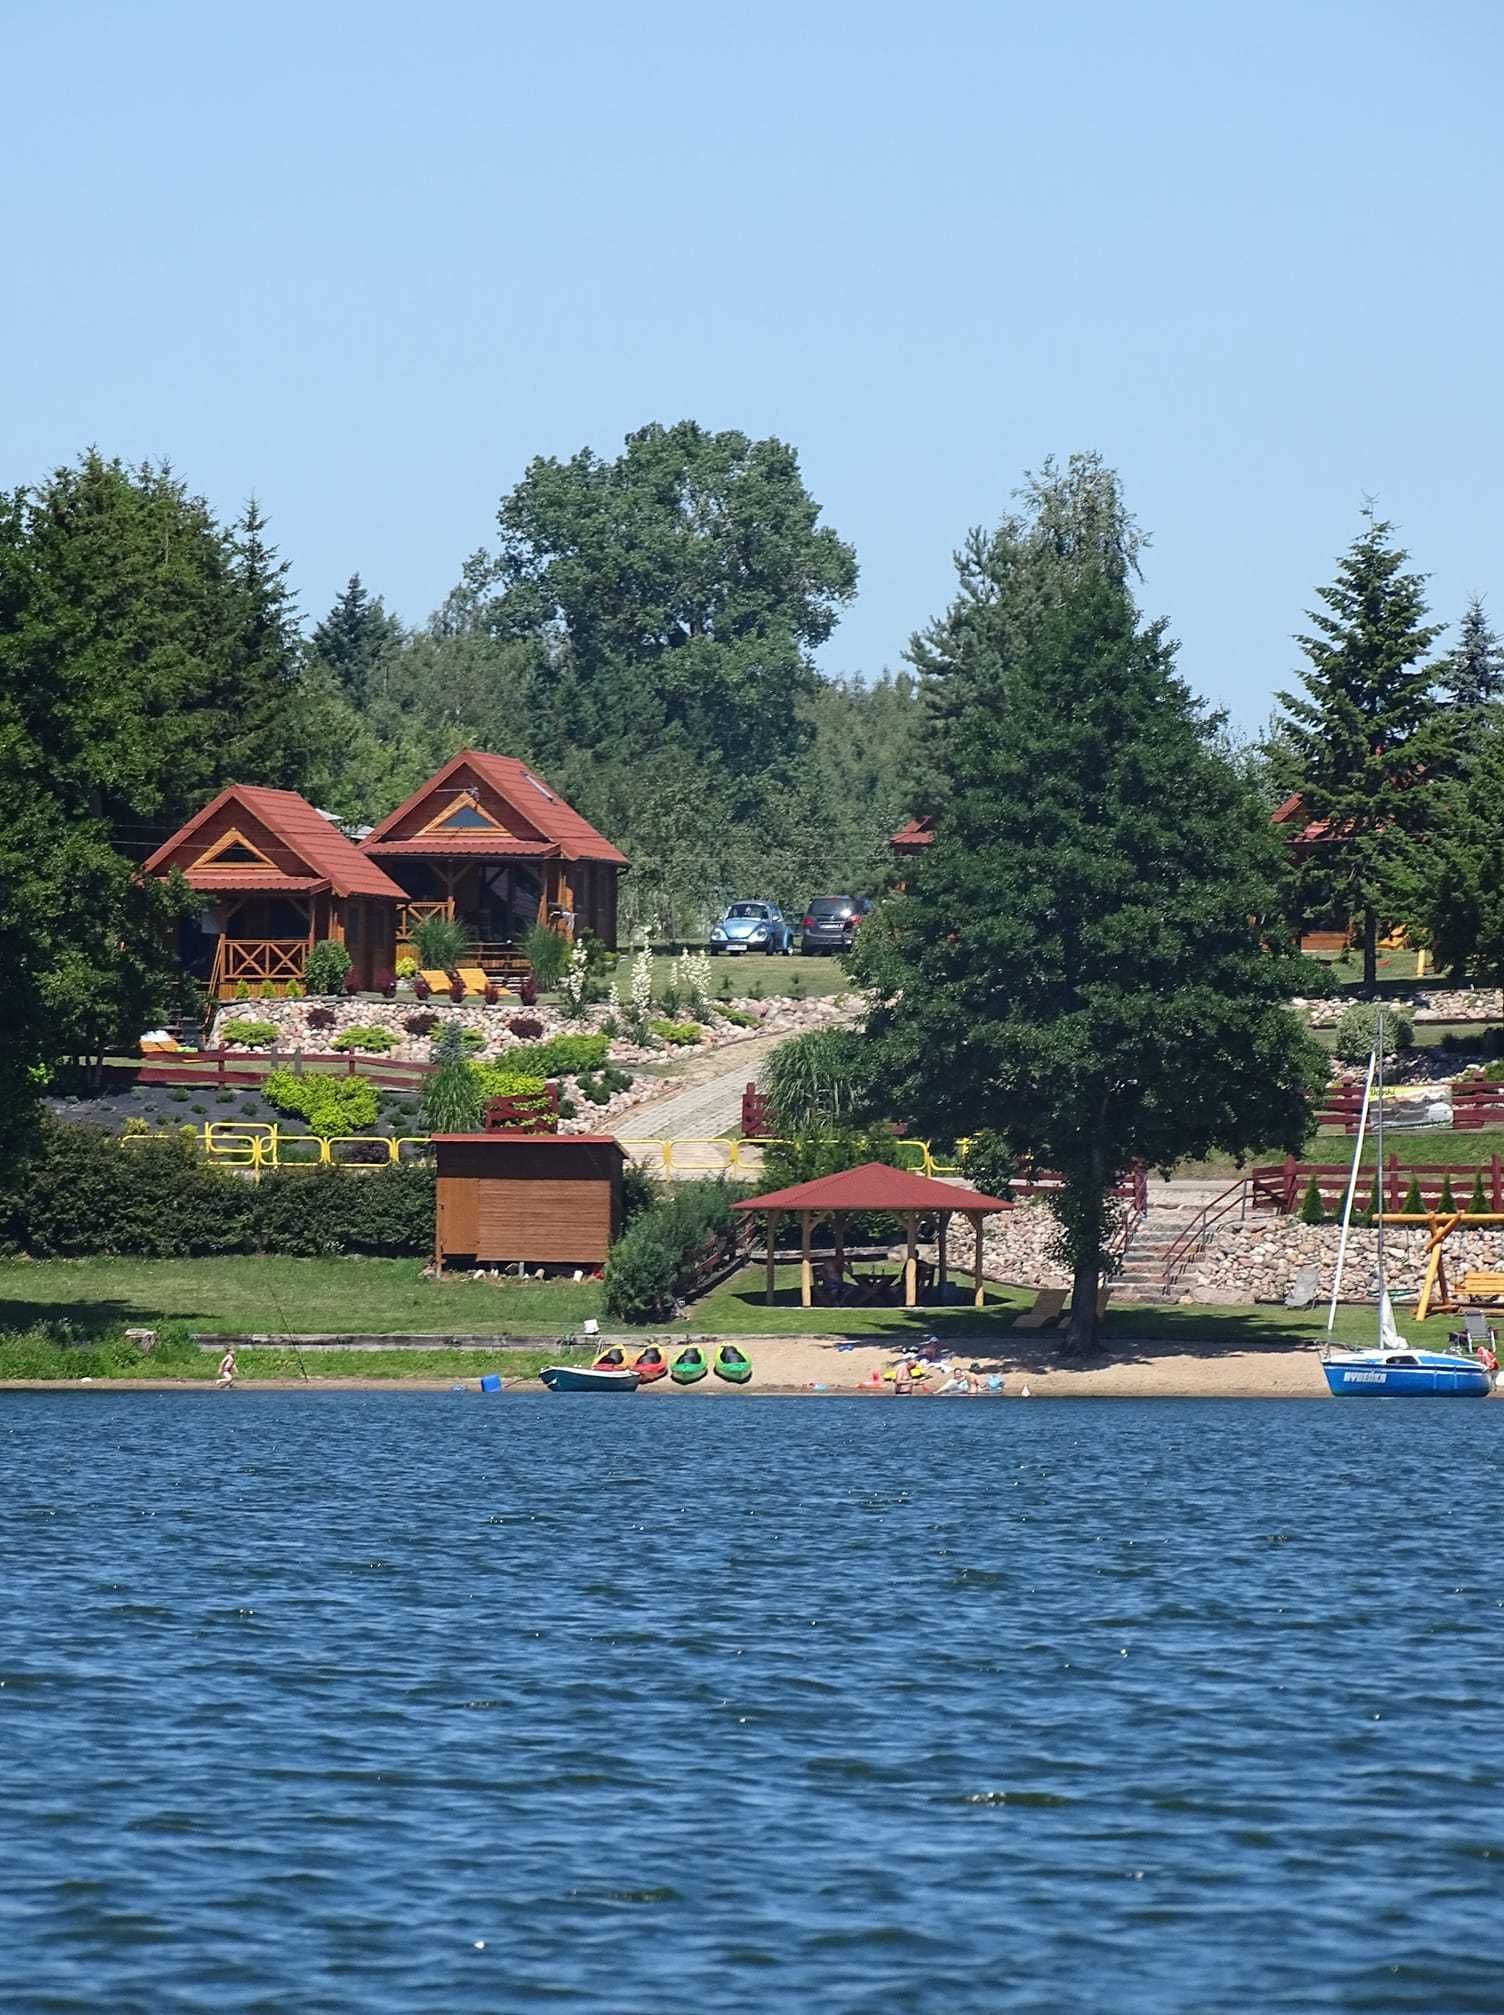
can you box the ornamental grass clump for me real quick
[410,914,468,972]
[523,922,568,992]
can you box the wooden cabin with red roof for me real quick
[359,751,629,973]
[889,814,935,860]
[141,785,406,998]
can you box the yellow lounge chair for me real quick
[457,966,490,997]
[420,969,454,994]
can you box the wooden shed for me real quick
[433,1133,625,1271]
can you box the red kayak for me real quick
[631,1345,669,1385]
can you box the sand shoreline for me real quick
[0,1338,1383,1398]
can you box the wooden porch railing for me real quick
[212,938,309,992]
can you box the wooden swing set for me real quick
[1380,1210,1504,1321]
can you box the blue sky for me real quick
[6,0,1500,726]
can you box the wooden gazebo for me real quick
[734,1162,1012,1309]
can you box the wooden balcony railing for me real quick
[212,938,309,992]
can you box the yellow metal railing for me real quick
[128,1125,959,1179]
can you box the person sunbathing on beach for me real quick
[216,1348,236,1388]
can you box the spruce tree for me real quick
[1438,595,1504,718]
[310,573,401,707]
[1276,510,1443,989]
[855,463,1325,1352]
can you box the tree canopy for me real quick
[856,462,1324,1350]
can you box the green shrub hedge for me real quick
[501,1033,610,1078]
[219,1018,278,1049]
[0,1124,434,1258]
[603,1178,741,1322]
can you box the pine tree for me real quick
[310,573,401,707]
[1277,510,1443,990]
[856,462,1325,1352]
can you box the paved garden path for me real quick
[612,1033,786,1173]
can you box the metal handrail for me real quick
[1156,1175,1255,1295]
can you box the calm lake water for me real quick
[2,1394,1502,2013]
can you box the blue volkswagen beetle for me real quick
[708,901,794,955]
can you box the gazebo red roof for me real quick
[734,1161,1011,1215]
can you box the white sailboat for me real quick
[1320,1006,1493,1398]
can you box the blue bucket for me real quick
[479,1374,503,1394]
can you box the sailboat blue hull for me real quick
[1322,1357,1493,1398]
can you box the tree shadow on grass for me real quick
[0,1295,209,1339]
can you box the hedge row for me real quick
[0,1124,434,1258]
[603,1178,742,1323]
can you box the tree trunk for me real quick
[1062,1255,1100,1355]
[1362,905,1378,994]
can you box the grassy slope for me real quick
[0,1257,1472,1383]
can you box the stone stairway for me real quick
[1116,1177,1256,1302]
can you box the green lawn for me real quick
[605,949,854,1002]
[0,1257,1472,1381]
[1176,1125,1504,1181]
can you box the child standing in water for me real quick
[216,1347,237,1388]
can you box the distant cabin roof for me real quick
[141,785,406,900]
[361,750,629,866]
[890,815,935,851]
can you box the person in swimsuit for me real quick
[216,1347,237,1388]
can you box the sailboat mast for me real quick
[1375,1005,1386,1338]
[1327,1044,1378,1333]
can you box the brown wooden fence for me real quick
[1256,1153,1504,1214]
[136,1049,431,1092]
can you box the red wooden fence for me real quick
[1256,1153,1504,1214]
[136,1048,432,1092]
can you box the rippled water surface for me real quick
[3,1394,1503,2012]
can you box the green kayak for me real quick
[670,1345,709,1386]
[713,1344,753,1386]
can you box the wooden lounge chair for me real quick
[1013,1287,1067,1331]
[419,969,453,994]
[457,966,489,997]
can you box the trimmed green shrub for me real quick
[649,1020,703,1046]
[1438,1173,1457,1214]
[1470,1172,1488,1213]
[1402,1175,1425,1214]
[220,1018,278,1049]
[263,1069,379,1137]
[494,1034,609,1080]
[603,1178,741,1322]
[305,939,353,996]
[332,1025,399,1053]
[1299,1177,1326,1224]
[234,980,252,1000]
[716,1004,757,1028]
[459,1028,486,1052]
[602,1231,678,1323]
[1333,1000,1415,1065]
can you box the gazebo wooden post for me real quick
[766,1208,779,1305]
[904,1212,918,1306]
[834,1210,846,1287]
[800,1210,813,1307]
[937,1210,950,1306]
[971,1210,985,1309]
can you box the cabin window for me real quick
[434,803,500,830]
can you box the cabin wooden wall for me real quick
[434,1136,624,1267]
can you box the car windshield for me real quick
[808,899,851,915]
[726,904,768,919]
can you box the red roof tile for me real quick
[365,836,560,859]
[361,751,629,866]
[142,786,406,900]
[181,870,326,892]
[734,1161,1011,1214]
[890,815,935,849]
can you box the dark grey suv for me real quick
[799,896,871,956]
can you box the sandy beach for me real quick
[0,1334,1370,1397]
